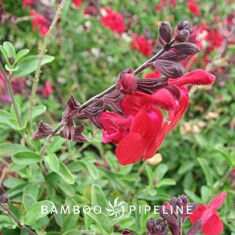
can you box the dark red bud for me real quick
[146,218,155,232]
[171,43,199,55]
[122,230,135,235]
[154,60,185,78]
[31,121,53,140]
[0,194,8,203]
[117,68,137,94]
[159,22,172,44]
[177,20,193,33]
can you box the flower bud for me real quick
[0,194,8,203]
[159,22,172,45]
[116,68,137,94]
[146,218,155,233]
[31,121,53,140]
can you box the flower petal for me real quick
[202,212,224,235]
[168,69,216,86]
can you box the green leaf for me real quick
[57,161,75,184]
[45,153,60,172]
[198,158,213,186]
[47,136,66,153]
[12,151,42,165]
[0,143,28,157]
[62,215,78,233]
[184,189,201,203]
[5,64,19,72]
[76,160,99,180]
[15,49,30,64]
[216,147,235,167]
[3,41,16,58]
[24,200,54,225]
[23,105,46,120]
[85,211,113,234]
[154,164,168,181]
[57,182,75,197]
[13,55,54,77]
[0,215,16,230]
[92,184,108,209]
[0,110,18,129]
[0,45,10,65]
[156,178,176,188]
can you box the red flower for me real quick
[29,9,49,36]
[99,69,215,165]
[11,77,25,94]
[37,81,53,98]
[131,33,153,57]
[73,0,82,8]
[189,192,226,235]
[22,0,33,8]
[101,7,126,35]
[188,0,200,16]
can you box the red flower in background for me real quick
[155,0,178,11]
[189,192,226,235]
[101,7,126,35]
[37,81,53,98]
[22,0,33,8]
[73,0,82,8]
[131,34,153,57]
[29,9,49,36]
[188,0,200,16]
[99,69,215,165]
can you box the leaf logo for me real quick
[105,197,125,220]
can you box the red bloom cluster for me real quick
[189,192,226,235]
[101,7,126,35]
[131,34,153,57]
[29,9,49,36]
[22,0,33,8]
[99,69,215,165]
[188,0,200,16]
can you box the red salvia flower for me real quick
[29,9,49,36]
[101,7,126,35]
[188,0,200,16]
[37,81,53,98]
[99,69,215,165]
[73,0,82,8]
[189,192,227,235]
[22,0,33,8]
[131,33,153,57]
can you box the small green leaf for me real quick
[12,151,42,165]
[13,55,54,77]
[5,64,19,72]
[45,153,60,172]
[0,215,16,230]
[154,164,168,181]
[0,110,18,129]
[198,158,213,186]
[85,211,113,234]
[23,105,46,120]
[0,45,10,65]
[24,200,54,225]
[0,143,28,157]
[15,49,30,64]
[92,184,108,209]
[156,178,176,188]
[3,41,16,58]
[76,160,99,180]
[57,161,75,184]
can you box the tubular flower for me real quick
[101,7,126,35]
[188,192,227,235]
[188,0,200,16]
[99,69,215,165]
[29,9,49,36]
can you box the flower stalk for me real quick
[28,0,66,131]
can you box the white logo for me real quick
[105,197,125,220]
